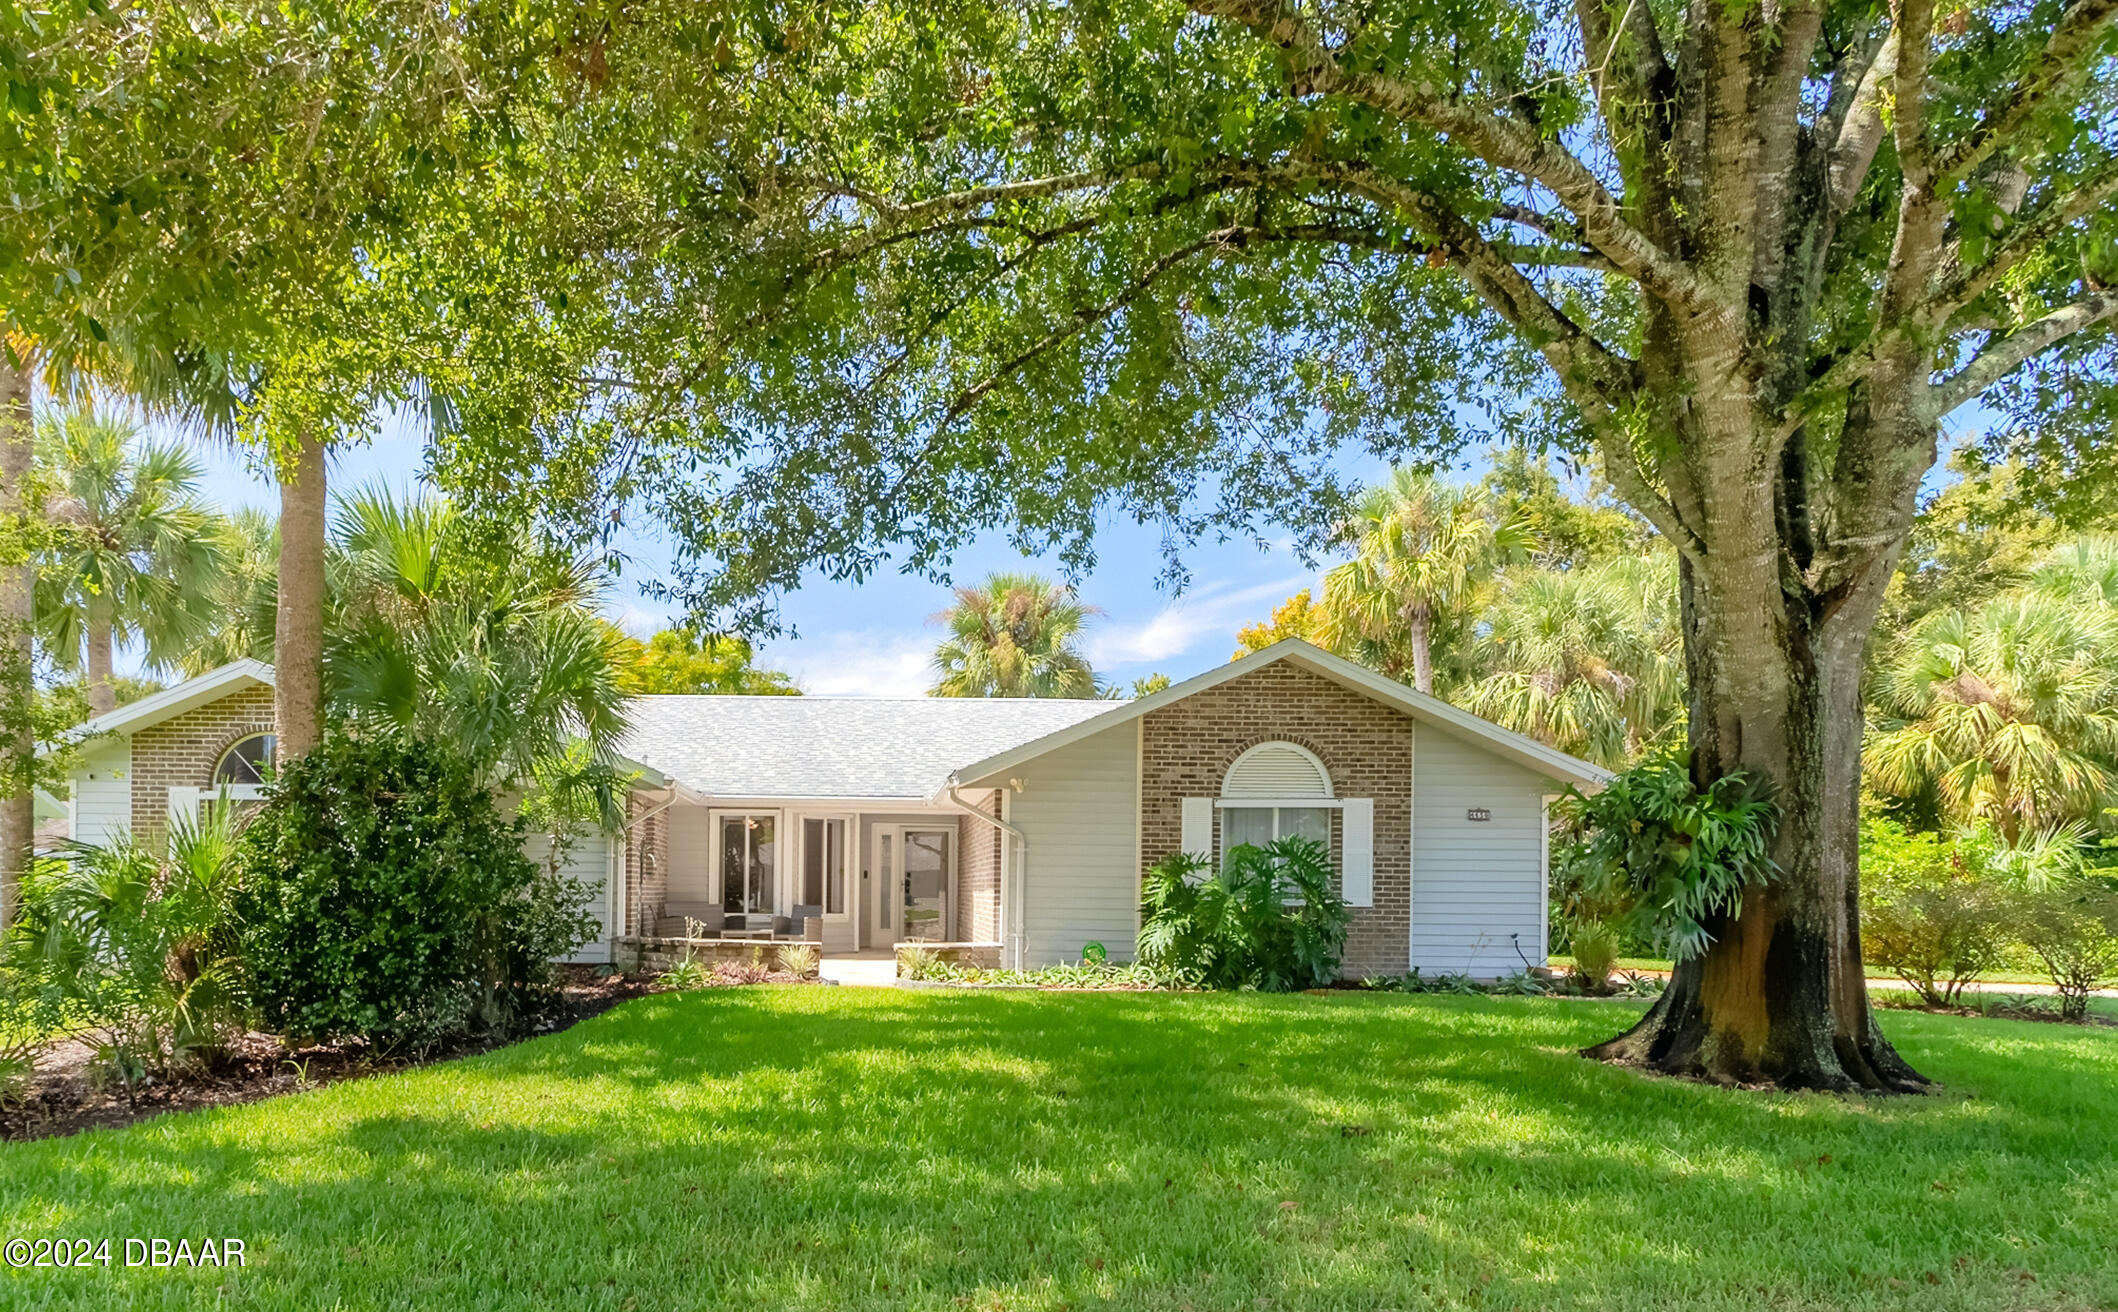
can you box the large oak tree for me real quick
[512,0,2117,1090]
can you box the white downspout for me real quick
[945,783,1028,968]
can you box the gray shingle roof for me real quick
[617,696,1116,801]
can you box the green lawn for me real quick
[4,989,2116,1311]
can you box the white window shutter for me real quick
[1180,797,1214,860]
[1340,797,1374,907]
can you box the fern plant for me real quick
[1552,751,1778,962]
[1138,836,1352,991]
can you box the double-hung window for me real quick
[1220,804,1331,858]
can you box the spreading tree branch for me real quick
[1189,0,1728,321]
[1930,0,2118,186]
[1930,292,2118,415]
[1824,28,1897,216]
[1573,0,1673,162]
[1888,0,1939,197]
[1927,155,2118,320]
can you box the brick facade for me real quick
[954,789,1004,942]
[128,684,276,846]
[623,792,670,937]
[1140,662,1414,978]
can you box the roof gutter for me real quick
[945,783,1029,970]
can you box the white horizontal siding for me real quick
[522,827,616,964]
[1011,722,1140,965]
[69,739,133,848]
[1413,727,1551,976]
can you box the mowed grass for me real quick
[4,989,2116,1311]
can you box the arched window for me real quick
[1222,742,1333,799]
[1220,742,1332,855]
[213,733,276,785]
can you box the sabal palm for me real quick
[932,572,1098,698]
[1866,593,2118,838]
[2028,536,2118,608]
[1461,555,1685,767]
[178,507,282,674]
[1320,470,1530,694]
[34,406,227,715]
[324,487,631,794]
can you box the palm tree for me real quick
[931,572,1099,698]
[177,507,281,674]
[2028,536,2118,609]
[1460,555,1685,767]
[1866,592,2118,839]
[34,406,227,715]
[324,486,632,798]
[1319,470,1530,695]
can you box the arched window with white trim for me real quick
[213,733,276,785]
[1218,742,1333,853]
[1176,740,1373,907]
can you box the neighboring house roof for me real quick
[618,695,1112,802]
[49,658,675,787]
[67,659,276,741]
[949,639,1613,792]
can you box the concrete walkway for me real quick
[821,952,899,988]
[1630,967,2114,1000]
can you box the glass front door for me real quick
[900,828,951,941]
[719,814,778,917]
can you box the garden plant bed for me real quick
[1871,991,2118,1026]
[4,967,704,1143]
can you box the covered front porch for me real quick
[619,789,1008,956]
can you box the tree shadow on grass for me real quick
[0,989,2114,1311]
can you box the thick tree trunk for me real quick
[0,354,34,929]
[1405,604,1434,695]
[1585,551,1926,1091]
[274,427,327,762]
[85,599,116,718]
[1814,562,1929,1090]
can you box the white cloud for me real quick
[1085,573,1315,669]
[609,604,668,640]
[756,569,1317,698]
[764,629,936,697]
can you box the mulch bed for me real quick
[1875,995,2118,1027]
[0,966,786,1144]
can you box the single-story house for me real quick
[54,640,1607,977]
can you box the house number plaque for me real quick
[1465,807,1492,822]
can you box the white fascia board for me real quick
[946,639,1612,792]
[57,659,277,746]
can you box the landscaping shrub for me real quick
[2016,882,2118,1021]
[1138,836,1351,991]
[1562,917,1622,994]
[0,960,63,1109]
[776,943,819,977]
[13,812,248,1092]
[1551,751,1777,962]
[235,733,597,1048]
[659,955,709,992]
[896,945,943,981]
[1859,816,2010,1006]
[913,959,1172,989]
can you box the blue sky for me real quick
[149,406,1408,696]
[139,402,1989,697]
